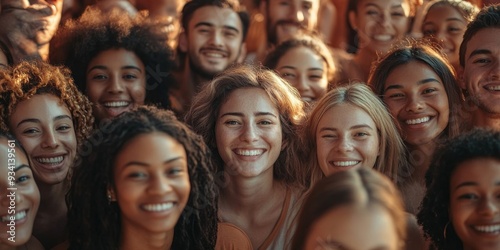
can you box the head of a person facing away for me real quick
[67,106,218,249]
[293,167,407,250]
[418,128,500,250]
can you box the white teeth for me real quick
[332,161,360,167]
[142,203,174,212]
[486,85,500,91]
[36,156,63,164]
[475,224,500,233]
[405,116,430,125]
[373,35,392,41]
[236,149,264,156]
[103,101,129,108]
[205,52,223,58]
[1,210,26,222]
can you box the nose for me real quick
[378,12,391,29]
[478,197,500,217]
[240,123,258,142]
[41,130,59,149]
[209,30,223,46]
[147,175,173,195]
[29,0,58,16]
[336,136,354,153]
[296,75,311,92]
[488,59,500,81]
[405,96,425,113]
[106,76,125,94]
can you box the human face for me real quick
[384,61,449,146]
[461,28,500,117]
[0,139,40,247]
[304,204,399,250]
[264,0,320,45]
[449,158,500,250]
[180,6,244,79]
[113,132,190,236]
[275,46,328,102]
[349,0,410,55]
[1,0,63,45]
[86,48,146,121]
[215,88,283,178]
[423,4,468,69]
[316,104,380,176]
[9,94,77,185]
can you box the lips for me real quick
[1,210,27,223]
[235,149,264,156]
[35,156,63,164]
[373,34,393,42]
[474,224,500,234]
[484,84,500,91]
[141,202,175,212]
[330,160,360,167]
[102,101,130,108]
[201,49,228,59]
[405,116,431,125]
[33,154,66,171]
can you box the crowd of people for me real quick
[0,0,499,249]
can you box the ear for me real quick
[107,187,116,202]
[348,10,358,31]
[178,31,188,53]
[237,43,247,63]
[457,70,468,96]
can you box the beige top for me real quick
[216,222,253,250]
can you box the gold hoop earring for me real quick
[443,221,450,240]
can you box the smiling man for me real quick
[171,0,249,116]
[459,5,500,130]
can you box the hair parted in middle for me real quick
[185,64,307,188]
[67,105,218,250]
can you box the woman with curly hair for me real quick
[369,40,463,215]
[67,106,223,249]
[51,6,175,123]
[185,64,307,249]
[264,33,337,106]
[417,128,500,250]
[0,61,93,249]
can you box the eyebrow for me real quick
[319,124,375,132]
[220,112,278,118]
[194,22,240,34]
[468,49,492,60]
[123,157,184,168]
[14,165,30,172]
[364,2,404,9]
[87,65,143,74]
[454,181,500,190]
[16,115,72,128]
[384,78,441,91]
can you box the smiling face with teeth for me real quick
[180,6,245,80]
[348,0,410,55]
[316,104,380,176]
[86,48,147,121]
[384,61,450,147]
[9,94,77,185]
[215,87,283,178]
[449,158,500,250]
[0,137,40,247]
[461,28,500,125]
[112,132,190,239]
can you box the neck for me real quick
[36,181,67,211]
[353,48,377,82]
[407,142,436,182]
[471,110,500,131]
[121,227,173,250]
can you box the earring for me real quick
[443,221,450,240]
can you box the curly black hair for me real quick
[51,7,175,113]
[417,128,500,250]
[67,106,218,249]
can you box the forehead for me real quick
[268,0,319,8]
[188,6,243,30]
[465,28,500,60]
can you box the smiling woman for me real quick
[51,6,175,123]
[0,61,93,249]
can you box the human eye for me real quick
[391,10,405,17]
[123,73,138,80]
[279,0,290,6]
[458,193,479,200]
[280,72,295,79]
[224,30,238,38]
[385,91,405,99]
[223,119,241,126]
[258,120,273,125]
[167,166,186,176]
[57,124,72,132]
[422,88,437,95]
[354,131,369,137]
[422,27,435,36]
[22,128,40,135]
[91,74,108,80]
[473,57,491,65]
[320,132,337,139]
[16,174,32,184]
[127,171,147,179]
[302,2,312,10]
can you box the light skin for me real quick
[112,132,191,250]
[262,0,320,45]
[179,6,245,79]
[0,139,40,248]
[316,103,380,176]
[9,94,77,186]
[275,46,328,102]
[449,158,500,250]
[422,4,468,70]
[384,61,449,147]
[215,87,283,178]
[460,28,500,129]
[349,0,410,56]
[304,204,400,250]
[86,48,146,121]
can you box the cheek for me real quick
[129,82,147,104]
[86,83,105,103]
